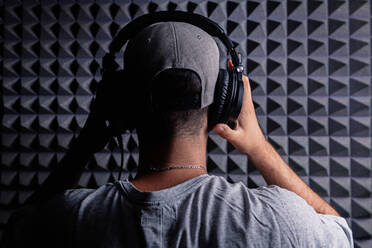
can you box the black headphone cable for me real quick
[116,134,125,181]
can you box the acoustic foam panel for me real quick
[1,1,371,247]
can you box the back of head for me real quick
[123,21,219,141]
[145,68,208,139]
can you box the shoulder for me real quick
[3,184,118,248]
[195,175,289,220]
[193,177,300,246]
[41,183,121,219]
[262,185,354,247]
[201,178,353,247]
[44,182,120,211]
[6,187,97,226]
[201,176,286,212]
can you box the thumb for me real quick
[213,123,236,141]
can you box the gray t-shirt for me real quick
[5,174,353,247]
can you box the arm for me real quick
[25,105,112,205]
[213,72,340,217]
[248,140,340,216]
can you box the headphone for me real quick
[93,10,245,137]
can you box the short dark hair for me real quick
[137,68,208,139]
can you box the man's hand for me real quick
[213,73,266,157]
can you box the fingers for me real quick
[235,74,258,133]
[213,123,238,142]
[242,75,251,94]
[242,77,250,111]
[242,75,254,110]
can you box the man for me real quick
[4,22,353,247]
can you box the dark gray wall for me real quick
[1,0,371,247]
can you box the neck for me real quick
[130,132,208,191]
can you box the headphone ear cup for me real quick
[208,69,230,130]
[95,70,136,135]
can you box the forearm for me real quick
[24,150,88,204]
[25,109,111,205]
[247,140,340,217]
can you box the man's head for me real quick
[123,21,220,143]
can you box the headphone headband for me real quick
[106,10,241,69]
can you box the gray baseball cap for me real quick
[123,21,220,108]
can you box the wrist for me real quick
[244,135,269,159]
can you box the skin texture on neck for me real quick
[130,122,208,192]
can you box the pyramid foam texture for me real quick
[1,1,372,246]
